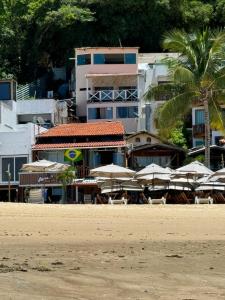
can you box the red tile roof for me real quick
[38,122,124,137]
[33,141,126,150]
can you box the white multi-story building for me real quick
[0,80,52,200]
[75,47,139,133]
[137,53,179,134]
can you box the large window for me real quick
[116,106,138,118]
[88,107,113,119]
[93,53,136,64]
[77,54,91,65]
[195,109,204,125]
[2,156,27,182]
[0,82,11,100]
[135,156,171,168]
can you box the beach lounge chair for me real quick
[108,196,127,205]
[148,196,166,205]
[195,196,213,204]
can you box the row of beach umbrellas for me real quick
[90,161,225,193]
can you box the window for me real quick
[77,54,91,65]
[116,106,138,118]
[2,156,27,182]
[88,107,113,119]
[195,140,204,147]
[93,54,105,64]
[195,110,204,125]
[135,137,141,143]
[146,137,151,143]
[0,82,11,100]
[93,53,136,64]
[124,53,136,64]
[136,156,170,168]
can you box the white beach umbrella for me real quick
[90,164,135,179]
[195,182,225,191]
[21,160,70,172]
[136,163,170,177]
[100,180,143,194]
[209,167,225,182]
[176,161,213,177]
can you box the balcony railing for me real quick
[193,124,205,138]
[76,166,90,178]
[88,89,138,102]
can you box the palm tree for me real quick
[146,29,225,168]
[57,167,75,204]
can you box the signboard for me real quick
[64,149,83,162]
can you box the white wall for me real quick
[0,100,17,127]
[87,102,138,133]
[138,63,169,133]
[17,99,56,123]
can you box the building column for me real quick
[86,78,89,100]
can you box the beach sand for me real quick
[0,203,225,299]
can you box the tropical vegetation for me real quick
[145,29,225,167]
[57,166,75,204]
[1,1,225,83]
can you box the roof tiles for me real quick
[39,121,124,137]
[33,141,126,150]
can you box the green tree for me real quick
[168,121,187,149]
[57,167,75,204]
[146,29,225,168]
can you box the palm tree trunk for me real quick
[203,99,211,168]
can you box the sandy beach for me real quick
[0,203,225,299]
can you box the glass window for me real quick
[124,53,136,64]
[77,54,91,65]
[88,107,113,119]
[2,157,14,181]
[195,140,204,147]
[15,157,27,181]
[116,106,138,118]
[2,156,27,182]
[93,54,105,64]
[94,54,125,64]
[0,82,11,100]
[195,110,204,125]
[136,156,170,168]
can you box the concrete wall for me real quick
[0,123,46,183]
[87,101,138,133]
[0,100,17,128]
[16,99,56,123]
[76,47,138,117]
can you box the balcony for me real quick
[88,89,138,102]
[193,124,205,138]
[76,165,90,178]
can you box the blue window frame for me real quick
[116,106,138,118]
[77,54,91,65]
[93,54,105,64]
[88,107,113,119]
[0,82,11,100]
[124,53,136,64]
[195,110,204,125]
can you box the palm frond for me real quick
[209,99,225,132]
[157,91,198,137]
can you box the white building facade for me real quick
[75,47,139,133]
